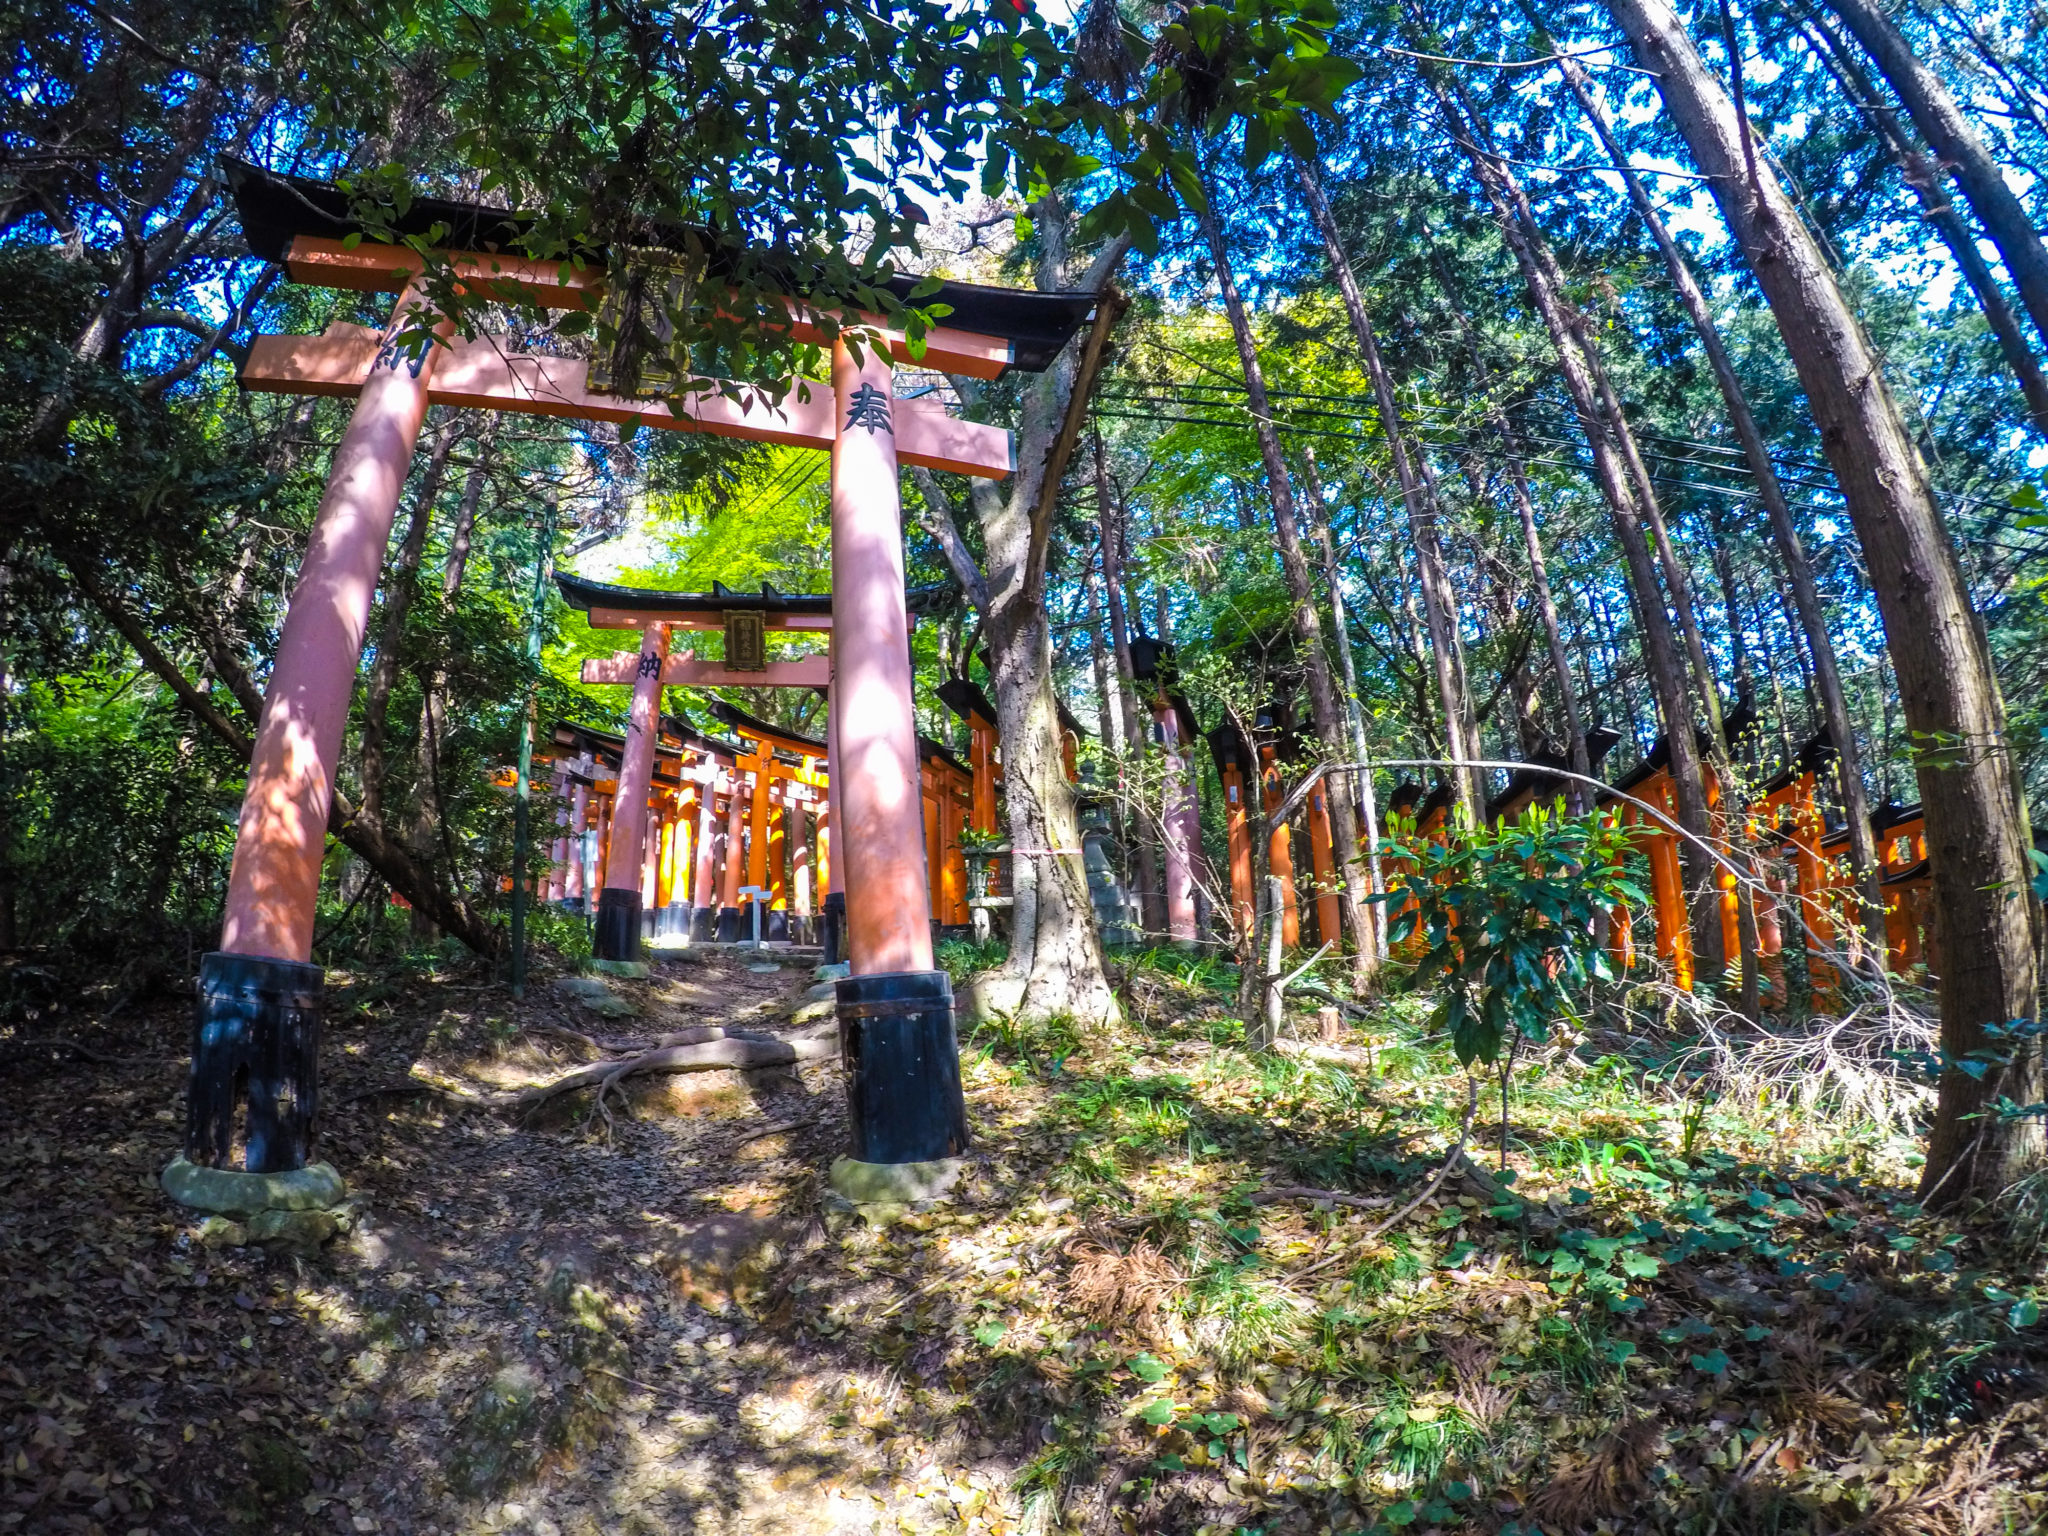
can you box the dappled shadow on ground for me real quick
[3,948,2046,1535]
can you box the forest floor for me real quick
[2,943,2046,1536]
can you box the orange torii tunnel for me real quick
[182,159,1101,1180]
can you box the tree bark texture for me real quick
[1609,0,2042,1206]
[1195,162,1375,980]
[901,210,1125,1027]
[1554,42,1887,959]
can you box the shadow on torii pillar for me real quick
[174,160,1101,1199]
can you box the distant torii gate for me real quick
[561,573,837,958]
[183,160,1094,1179]
[704,698,832,947]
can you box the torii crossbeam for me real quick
[182,161,1097,1184]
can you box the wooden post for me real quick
[827,334,964,1165]
[1306,778,1342,951]
[718,769,748,941]
[1259,743,1301,948]
[1156,698,1198,945]
[594,621,670,960]
[766,780,790,941]
[791,782,813,943]
[188,282,450,1175]
[969,716,997,834]
[690,760,722,941]
[828,339,935,975]
[565,766,590,910]
[1221,760,1255,936]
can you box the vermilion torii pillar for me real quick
[187,280,450,1174]
[592,622,671,959]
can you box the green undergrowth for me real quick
[914,949,2048,1533]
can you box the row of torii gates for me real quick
[181,159,1101,1184]
[535,573,996,956]
[177,156,1940,1198]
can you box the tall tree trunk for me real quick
[360,413,460,828]
[1608,0,2042,1207]
[1431,279,1594,810]
[906,205,1124,1026]
[413,415,495,865]
[1817,0,2048,359]
[1298,157,1484,824]
[1195,160,1375,983]
[1095,434,1164,939]
[1794,6,2048,438]
[1559,32,1969,960]
[1298,447,1385,970]
[1430,71,1726,977]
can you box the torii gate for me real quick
[561,573,838,957]
[184,160,1094,1178]
[540,714,744,941]
[704,698,832,946]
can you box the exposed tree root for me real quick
[408,1025,840,1113]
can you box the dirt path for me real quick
[6,952,2045,1536]
[0,951,959,1536]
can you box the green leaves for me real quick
[1382,808,1647,1068]
[1127,1352,1169,1382]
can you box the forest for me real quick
[3,0,2047,1531]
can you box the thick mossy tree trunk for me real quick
[1194,162,1377,984]
[1608,0,2042,1206]
[908,205,1127,1028]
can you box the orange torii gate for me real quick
[183,159,1098,1181]
[919,737,975,932]
[934,675,1084,835]
[704,698,831,946]
[563,573,837,956]
[540,716,741,940]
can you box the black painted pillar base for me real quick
[716,906,742,942]
[691,905,717,942]
[836,969,969,1163]
[821,892,846,966]
[765,908,790,943]
[593,888,643,961]
[560,895,587,915]
[188,952,323,1174]
[791,914,814,947]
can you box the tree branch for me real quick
[64,557,254,755]
[1025,283,1129,606]
[908,465,992,615]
